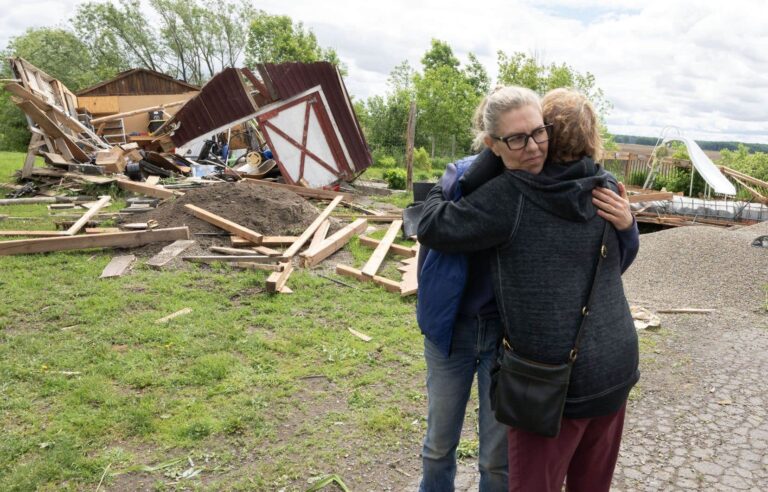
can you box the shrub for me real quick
[376,155,397,168]
[413,147,431,171]
[383,169,406,190]
[627,170,648,187]
[654,168,706,196]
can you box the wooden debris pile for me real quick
[0,177,418,297]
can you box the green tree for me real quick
[464,53,490,96]
[421,39,460,72]
[719,144,768,181]
[245,11,342,69]
[73,0,164,74]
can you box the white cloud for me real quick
[1,0,767,143]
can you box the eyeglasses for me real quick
[490,124,552,151]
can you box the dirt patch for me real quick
[126,181,342,257]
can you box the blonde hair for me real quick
[541,88,603,162]
[472,86,542,151]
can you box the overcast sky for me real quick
[1,0,766,144]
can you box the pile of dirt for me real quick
[130,180,334,255]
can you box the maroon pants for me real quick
[507,404,627,492]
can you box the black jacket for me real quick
[417,156,639,418]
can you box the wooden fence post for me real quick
[405,100,416,193]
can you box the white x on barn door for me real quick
[256,86,352,187]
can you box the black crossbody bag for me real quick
[490,223,610,438]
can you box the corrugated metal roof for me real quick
[257,62,372,173]
[167,68,258,147]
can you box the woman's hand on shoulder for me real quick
[592,182,633,231]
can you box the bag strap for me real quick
[568,221,610,362]
[502,221,611,364]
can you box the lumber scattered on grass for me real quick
[358,235,417,257]
[64,195,111,236]
[184,204,263,245]
[100,255,136,278]
[116,179,181,199]
[145,239,196,269]
[300,218,367,268]
[283,195,344,258]
[361,220,403,278]
[231,235,297,247]
[0,227,190,256]
[656,308,716,314]
[155,308,192,324]
[266,261,293,293]
[182,255,286,264]
[336,264,400,293]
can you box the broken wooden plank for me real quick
[358,235,417,257]
[145,239,196,269]
[100,255,136,278]
[336,264,401,293]
[0,227,190,256]
[333,214,401,221]
[300,218,368,268]
[209,246,260,256]
[116,179,181,199]
[309,219,331,251]
[242,178,353,200]
[348,327,372,342]
[155,307,192,324]
[399,243,419,297]
[182,255,285,264]
[64,195,111,236]
[266,261,294,293]
[283,195,344,258]
[230,262,284,272]
[184,204,263,245]
[86,227,121,234]
[627,192,674,203]
[361,220,403,278]
[90,100,187,125]
[656,308,716,314]
[145,176,161,186]
[231,235,298,247]
[0,230,65,237]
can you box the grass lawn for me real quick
[0,152,439,491]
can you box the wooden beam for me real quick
[231,235,297,247]
[336,264,400,293]
[15,100,89,161]
[90,100,187,124]
[100,255,136,278]
[116,179,181,199]
[64,195,111,236]
[22,133,43,177]
[266,262,293,293]
[283,195,344,258]
[0,230,65,237]
[0,227,190,256]
[627,192,674,203]
[182,255,285,263]
[242,178,353,200]
[333,214,401,221]
[145,239,196,269]
[300,218,367,268]
[358,235,417,257]
[361,220,403,278]
[309,219,331,251]
[184,204,263,245]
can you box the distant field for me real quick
[617,143,722,161]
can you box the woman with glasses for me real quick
[417,86,639,491]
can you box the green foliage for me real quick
[413,147,431,171]
[719,144,768,181]
[245,10,342,71]
[383,168,406,190]
[654,168,706,196]
[375,155,397,168]
[421,39,460,72]
[496,51,612,121]
[627,170,649,187]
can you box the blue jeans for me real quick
[419,315,508,492]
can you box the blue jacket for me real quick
[416,156,475,357]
